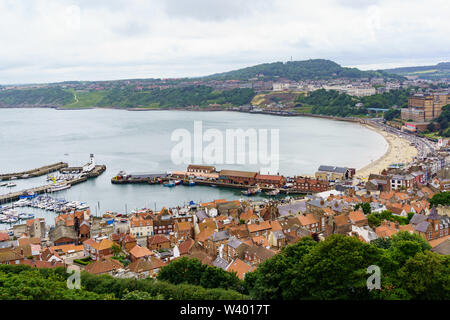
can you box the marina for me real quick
[0,155,106,204]
[0,194,90,226]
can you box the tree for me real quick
[395,251,449,299]
[157,257,243,292]
[439,118,448,130]
[111,243,122,256]
[371,237,392,249]
[286,235,383,299]
[429,191,450,207]
[244,237,317,299]
[354,202,371,215]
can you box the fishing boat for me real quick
[47,183,71,193]
[164,181,176,187]
[6,182,16,188]
[0,182,7,187]
[266,189,280,196]
[242,186,261,196]
[183,179,195,186]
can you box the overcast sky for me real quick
[0,0,449,84]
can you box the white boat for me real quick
[6,182,16,188]
[266,189,280,196]
[47,184,71,192]
[0,182,7,187]
[76,203,90,210]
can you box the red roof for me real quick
[0,233,9,242]
[255,174,284,182]
[147,234,170,245]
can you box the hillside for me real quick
[383,62,450,80]
[202,59,401,81]
[0,87,74,108]
[94,86,255,109]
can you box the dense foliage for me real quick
[0,265,112,300]
[428,105,450,137]
[244,233,448,300]
[361,88,410,109]
[366,210,414,228]
[1,233,448,300]
[0,88,74,106]
[204,59,398,81]
[429,191,450,207]
[295,89,366,117]
[0,264,245,300]
[354,202,372,215]
[294,88,410,118]
[157,257,244,293]
[384,108,401,121]
[96,85,255,108]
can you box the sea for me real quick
[0,108,388,229]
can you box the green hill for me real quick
[383,62,450,80]
[0,87,74,107]
[202,59,401,81]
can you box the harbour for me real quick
[0,108,387,225]
[0,155,106,204]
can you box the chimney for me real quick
[395,221,399,230]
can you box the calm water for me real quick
[0,109,387,228]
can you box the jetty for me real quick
[0,164,106,204]
[0,162,68,181]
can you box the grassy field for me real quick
[423,132,442,139]
[293,105,313,113]
[61,90,108,109]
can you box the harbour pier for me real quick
[0,162,68,181]
[0,164,106,204]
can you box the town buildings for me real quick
[401,92,450,122]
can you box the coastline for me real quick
[354,123,418,179]
[0,106,417,179]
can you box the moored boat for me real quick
[47,183,71,193]
[266,189,280,196]
[242,186,261,196]
[164,181,176,187]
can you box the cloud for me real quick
[0,0,448,83]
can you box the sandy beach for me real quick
[355,124,418,179]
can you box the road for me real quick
[368,118,437,160]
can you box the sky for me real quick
[0,0,449,84]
